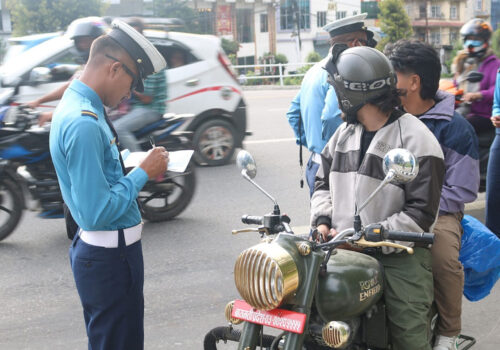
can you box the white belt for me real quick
[311,152,322,164]
[79,223,143,248]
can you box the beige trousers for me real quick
[431,212,464,337]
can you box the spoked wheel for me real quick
[193,119,236,166]
[0,178,24,241]
[139,161,196,222]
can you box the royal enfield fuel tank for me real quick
[315,249,383,321]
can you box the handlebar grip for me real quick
[385,230,434,244]
[241,215,264,226]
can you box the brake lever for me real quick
[351,237,414,254]
[231,227,270,236]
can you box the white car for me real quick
[0,28,248,166]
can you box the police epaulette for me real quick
[81,110,98,119]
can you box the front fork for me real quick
[237,249,325,350]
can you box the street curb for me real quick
[242,85,300,90]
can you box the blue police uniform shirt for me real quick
[286,57,343,154]
[50,79,149,231]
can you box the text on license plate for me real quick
[231,299,306,334]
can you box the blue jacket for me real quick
[286,57,343,154]
[493,69,500,118]
[418,90,479,214]
[50,79,149,231]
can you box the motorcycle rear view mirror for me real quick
[465,71,484,83]
[236,150,257,179]
[383,148,419,184]
[236,150,278,206]
[28,67,52,86]
[357,148,418,215]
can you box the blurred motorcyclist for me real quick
[452,18,500,134]
[27,17,106,125]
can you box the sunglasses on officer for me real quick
[105,54,138,91]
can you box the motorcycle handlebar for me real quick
[241,215,263,226]
[385,230,434,244]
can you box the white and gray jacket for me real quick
[310,113,445,253]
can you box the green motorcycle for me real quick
[204,149,475,350]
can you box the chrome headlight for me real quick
[322,321,351,348]
[234,242,299,310]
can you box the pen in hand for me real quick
[149,136,155,149]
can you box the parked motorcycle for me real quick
[204,149,476,350]
[439,69,490,192]
[0,93,196,241]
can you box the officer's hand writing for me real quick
[492,116,500,128]
[139,147,169,179]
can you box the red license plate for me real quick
[231,299,307,334]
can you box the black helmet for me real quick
[324,45,397,117]
[66,17,106,41]
[66,17,106,62]
[460,18,492,41]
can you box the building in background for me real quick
[0,0,12,61]
[361,0,380,27]
[0,0,12,39]
[404,0,467,49]
[490,0,499,30]
[102,0,362,65]
[103,0,154,16]
[403,0,491,49]
[188,0,361,66]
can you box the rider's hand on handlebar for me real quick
[491,115,500,128]
[26,99,41,109]
[38,112,53,126]
[316,224,337,243]
[463,92,482,103]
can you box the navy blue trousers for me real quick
[306,154,320,198]
[486,131,500,238]
[70,229,144,350]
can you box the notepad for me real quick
[122,150,194,173]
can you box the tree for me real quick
[148,0,200,33]
[306,51,321,63]
[376,0,413,51]
[7,0,105,36]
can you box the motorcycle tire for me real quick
[193,119,236,166]
[139,161,196,222]
[0,177,24,241]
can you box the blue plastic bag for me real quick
[459,215,500,301]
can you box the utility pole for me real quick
[292,0,302,50]
[424,0,429,43]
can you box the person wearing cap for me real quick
[49,20,168,349]
[286,13,374,197]
[113,17,168,152]
[311,44,444,349]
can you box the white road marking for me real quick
[244,138,295,145]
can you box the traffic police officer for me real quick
[286,13,375,197]
[50,20,168,350]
